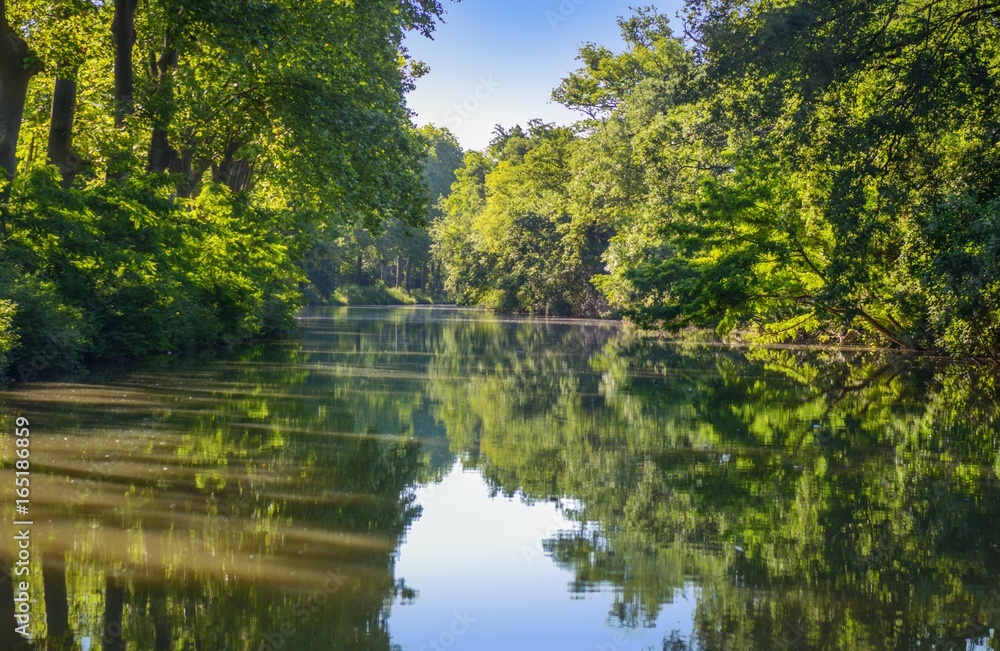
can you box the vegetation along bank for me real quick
[0,0,452,380]
[434,3,1000,359]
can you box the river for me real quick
[1,306,999,650]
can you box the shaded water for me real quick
[1,306,999,650]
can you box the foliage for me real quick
[921,192,1000,355]
[433,121,610,316]
[0,168,306,376]
[332,282,433,306]
[301,125,463,305]
[0,0,451,376]
[421,124,465,209]
[431,150,491,305]
[0,300,16,376]
[433,3,1000,358]
[660,0,1000,355]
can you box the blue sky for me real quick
[404,0,685,151]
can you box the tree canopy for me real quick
[0,0,453,377]
[433,2,1000,359]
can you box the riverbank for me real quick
[324,284,443,307]
[5,302,996,387]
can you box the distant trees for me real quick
[432,121,610,316]
[302,124,463,302]
[433,2,1000,358]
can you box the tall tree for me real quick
[47,76,81,187]
[0,0,41,185]
[111,0,138,128]
[0,0,454,378]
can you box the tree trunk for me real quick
[42,554,70,644]
[395,255,403,288]
[112,0,139,129]
[404,259,412,291]
[147,44,178,174]
[354,251,363,285]
[0,4,39,186]
[148,127,174,174]
[380,261,387,284]
[212,157,253,193]
[172,149,210,198]
[420,262,427,291]
[47,76,82,189]
[108,0,139,180]
[102,576,125,651]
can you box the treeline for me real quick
[434,3,1000,358]
[0,0,448,378]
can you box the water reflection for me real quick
[429,323,1000,650]
[0,307,998,650]
[1,314,442,650]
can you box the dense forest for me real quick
[0,0,457,380]
[434,2,1000,359]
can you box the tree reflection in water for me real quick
[0,307,997,650]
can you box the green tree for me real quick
[0,0,43,188]
[432,3,1000,358]
[433,121,608,315]
[432,149,490,304]
[0,0,453,377]
[648,0,1000,354]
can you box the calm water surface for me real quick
[1,307,999,650]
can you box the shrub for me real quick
[0,170,306,377]
[0,270,89,380]
[923,194,1000,358]
[342,283,416,305]
[0,300,16,376]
